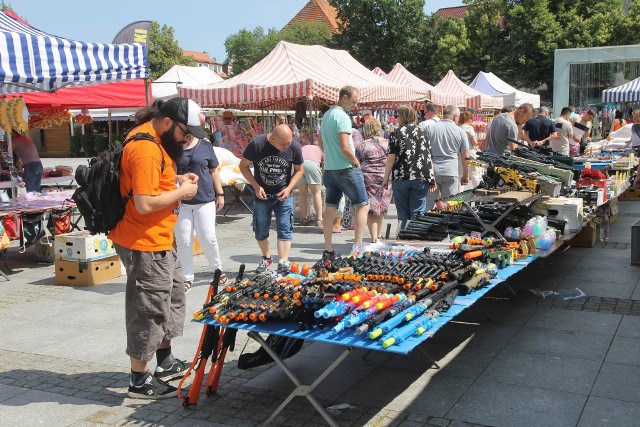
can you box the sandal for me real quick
[316,219,323,227]
[218,273,228,285]
[332,227,342,234]
[301,218,310,226]
[184,281,192,293]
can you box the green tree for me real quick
[279,20,333,46]
[147,21,195,79]
[1,1,13,11]
[225,22,333,76]
[417,14,471,82]
[463,0,506,81]
[330,0,426,72]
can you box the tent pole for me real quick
[7,133,15,198]
[144,78,150,106]
[308,97,313,144]
[108,111,112,148]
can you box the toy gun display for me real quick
[381,288,459,348]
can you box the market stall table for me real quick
[196,241,563,426]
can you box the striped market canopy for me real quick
[434,70,503,110]
[386,63,466,107]
[602,76,640,103]
[180,41,425,109]
[371,67,387,77]
[0,10,149,94]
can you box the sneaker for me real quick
[128,374,177,399]
[256,256,273,273]
[277,259,291,273]
[154,359,190,382]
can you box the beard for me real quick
[160,124,185,162]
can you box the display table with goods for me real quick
[187,229,563,425]
[0,191,77,277]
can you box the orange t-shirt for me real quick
[108,122,178,251]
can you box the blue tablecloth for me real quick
[197,243,561,356]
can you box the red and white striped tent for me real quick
[386,63,466,107]
[434,70,503,110]
[372,67,387,77]
[180,41,424,109]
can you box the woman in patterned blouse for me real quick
[355,117,392,242]
[382,104,436,231]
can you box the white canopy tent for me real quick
[152,65,223,101]
[469,71,540,108]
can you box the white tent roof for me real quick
[434,70,503,109]
[152,65,223,100]
[469,72,540,108]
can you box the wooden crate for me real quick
[618,188,640,201]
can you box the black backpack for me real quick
[71,132,164,234]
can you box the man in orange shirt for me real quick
[109,97,203,399]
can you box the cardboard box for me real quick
[569,223,596,248]
[54,255,122,286]
[544,198,584,234]
[55,231,116,261]
[576,188,604,207]
[576,179,607,201]
[34,237,55,263]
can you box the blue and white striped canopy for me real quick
[0,11,149,94]
[602,76,640,103]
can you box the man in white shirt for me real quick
[552,107,574,156]
[418,102,440,133]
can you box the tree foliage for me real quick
[418,15,471,82]
[330,0,426,72]
[147,21,195,79]
[225,21,332,76]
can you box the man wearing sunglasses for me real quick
[239,124,304,273]
[109,97,204,399]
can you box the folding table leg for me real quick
[418,346,441,370]
[247,332,351,427]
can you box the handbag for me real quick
[47,208,72,235]
[20,212,46,249]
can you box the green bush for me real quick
[80,134,94,157]
[94,133,108,153]
[70,134,82,157]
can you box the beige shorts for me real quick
[114,244,186,362]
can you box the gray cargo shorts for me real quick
[114,244,186,362]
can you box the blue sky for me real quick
[14,0,463,62]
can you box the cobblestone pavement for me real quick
[0,197,639,426]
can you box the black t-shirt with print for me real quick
[242,134,304,195]
[388,123,434,183]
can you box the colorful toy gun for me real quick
[458,272,494,295]
[314,299,354,319]
[381,310,440,348]
[338,294,405,331]
[354,297,414,335]
[193,264,247,320]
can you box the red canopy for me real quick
[5,79,149,111]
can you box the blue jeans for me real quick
[392,179,427,227]
[24,161,43,193]
[252,196,294,241]
[323,167,369,208]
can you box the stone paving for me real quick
[1,190,640,426]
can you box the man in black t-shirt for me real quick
[239,124,304,273]
[521,106,557,147]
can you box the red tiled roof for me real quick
[182,50,215,65]
[434,6,468,19]
[284,0,340,34]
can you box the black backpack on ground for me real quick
[71,132,164,234]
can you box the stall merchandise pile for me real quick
[195,235,537,350]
